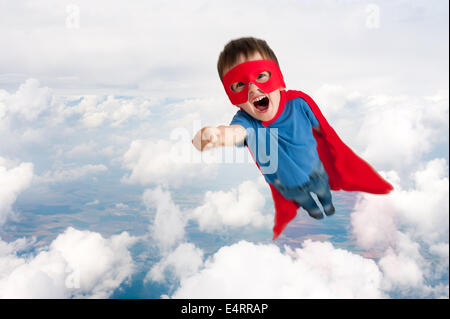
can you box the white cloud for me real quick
[36,164,108,183]
[392,159,449,244]
[166,97,236,131]
[0,157,34,225]
[0,79,159,162]
[314,84,365,120]
[0,227,137,298]
[64,141,98,158]
[357,95,447,171]
[74,95,153,128]
[145,242,203,284]
[350,159,449,297]
[313,85,449,174]
[142,186,187,251]
[0,237,36,281]
[171,240,384,299]
[429,243,449,260]
[351,159,449,249]
[0,78,52,122]
[122,138,218,187]
[1,1,447,99]
[378,235,425,292]
[115,202,129,210]
[191,178,272,231]
[86,199,99,206]
[350,182,398,251]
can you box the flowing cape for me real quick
[248,90,393,240]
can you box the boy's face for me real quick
[222,52,283,122]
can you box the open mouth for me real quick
[253,96,270,112]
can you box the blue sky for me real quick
[0,0,448,298]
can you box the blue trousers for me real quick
[275,162,334,219]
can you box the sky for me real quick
[0,0,448,299]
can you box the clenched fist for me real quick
[192,126,223,151]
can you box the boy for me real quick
[192,37,392,239]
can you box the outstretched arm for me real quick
[192,125,247,151]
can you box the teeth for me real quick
[253,96,265,103]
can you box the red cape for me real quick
[247,90,394,240]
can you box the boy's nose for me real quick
[248,82,261,98]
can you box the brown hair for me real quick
[217,37,279,79]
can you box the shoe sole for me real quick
[308,212,324,220]
[324,206,335,217]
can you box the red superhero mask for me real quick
[222,60,286,105]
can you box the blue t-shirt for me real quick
[230,96,320,187]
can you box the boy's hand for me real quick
[192,126,223,151]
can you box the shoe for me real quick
[307,209,324,220]
[324,204,335,217]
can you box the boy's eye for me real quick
[256,71,271,83]
[231,82,246,93]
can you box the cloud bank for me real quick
[0,157,34,225]
[171,240,385,299]
[351,159,449,297]
[0,227,136,298]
